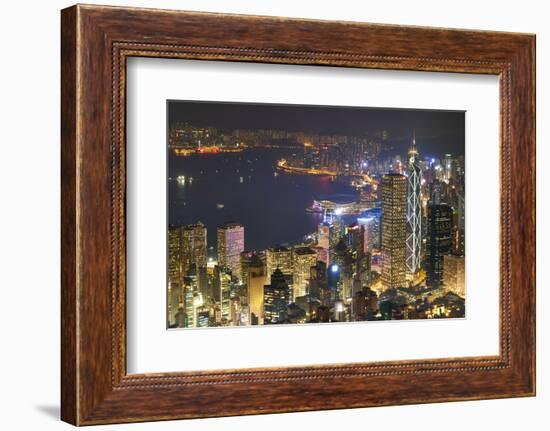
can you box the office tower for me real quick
[359,185,377,209]
[182,275,198,328]
[354,250,371,294]
[315,223,331,265]
[331,299,347,322]
[452,194,465,256]
[381,173,408,289]
[443,254,465,297]
[211,265,223,303]
[330,216,343,247]
[442,153,453,181]
[292,247,318,299]
[168,226,183,288]
[263,269,291,324]
[167,281,182,328]
[240,251,256,284]
[217,223,245,280]
[266,246,293,279]
[308,261,327,301]
[430,179,443,205]
[197,266,209,300]
[182,222,207,274]
[230,297,242,325]
[318,223,330,249]
[328,216,344,264]
[345,223,363,252]
[427,203,453,286]
[240,251,267,324]
[168,222,207,287]
[196,306,210,328]
[351,286,378,321]
[317,223,330,250]
[358,207,382,251]
[248,271,268,325]
[327,262,340,293]
[345,223,370,295]
[406,135,422,276]
[332,239,353,299]
[218,267,232,322]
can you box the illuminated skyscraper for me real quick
[183,275,198,328]
[248,271,268,326]
[358,207,382,251]
[266,246,293,280]
[452,194,465,256]
[332,239,353,299]
[168,226,183,287]
[240,251,267,324]
[263,269,291,324]
[442,153,453,182]
[167,281,182,328]
[308,261,327,301]
[427,203,453,286]
[168,222,207,287]
[430,179,443,205]
[196,306,210,328]
[317,223,330,250]
[292,247,318,299]
[217,223,245,280]
[443,254,465,297]
[406,135,422,276]
[218,267,232,321]
[182,222,207,274]
[381,173,408,289]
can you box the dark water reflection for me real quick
[168,148,357,253]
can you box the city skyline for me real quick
[167,100,466,329]
[168,100,465,157]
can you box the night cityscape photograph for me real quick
[166,101,466,329]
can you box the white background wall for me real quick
[0,0,546,429]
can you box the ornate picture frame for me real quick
[61,4,535,425]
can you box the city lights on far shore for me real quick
[167,115,465,329]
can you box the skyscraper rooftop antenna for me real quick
[409,131,418,157]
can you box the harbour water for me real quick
[168,148,358,253]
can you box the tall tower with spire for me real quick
[406,133,422,277]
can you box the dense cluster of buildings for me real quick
[168,122,383,156]
[167,134,465,329]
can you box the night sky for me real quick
[168,100,465,157]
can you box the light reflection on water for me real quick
[168,148,358,252]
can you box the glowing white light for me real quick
[331,264,339,273]
[334,208,343,215]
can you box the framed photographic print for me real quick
[61,4,536,425]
